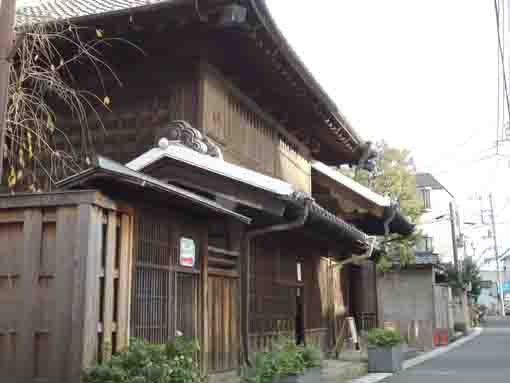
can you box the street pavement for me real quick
[381,318,510,382]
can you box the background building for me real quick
[415,173,463,265]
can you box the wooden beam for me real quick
[200,225,209,373]
[208,245,240,258]
[0,190,121,211]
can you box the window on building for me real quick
[418,188,431,209]
[297,261,302,282]
[416,235,434,252]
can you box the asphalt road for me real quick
[382,318,510,382]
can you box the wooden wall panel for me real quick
[276,138,312,193]
[201,65,312,192]
[0,193,133,383]
[249,238,296,353]
[201,68,277,176]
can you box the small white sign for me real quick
[179,238,196,268]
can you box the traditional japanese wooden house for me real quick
[0,157,250,383]
[3,0,413,381]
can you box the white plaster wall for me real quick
[418,189,459,264]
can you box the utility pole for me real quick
[0,0,16,182]
[449,201,460,273]
[489,193,506,317]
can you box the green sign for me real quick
[180,238,196,268]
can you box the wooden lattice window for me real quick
[131,209,200,344]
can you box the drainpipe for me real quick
[241,199,312,365]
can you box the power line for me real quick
[431,145,500,175]
[494,0,510,142]
[497,0,501,151]
[418,132,495,171]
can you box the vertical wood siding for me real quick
[200,66,311,192]
[0,194,133,383]
[201,69,277,176]
[249,238,296,352]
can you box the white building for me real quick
[415,173,462,264]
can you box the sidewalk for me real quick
[320,359,368,383]
[349,328,483,383]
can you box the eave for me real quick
[312,161,415,236]
[56,155,251,224]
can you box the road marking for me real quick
[350,373,392,383]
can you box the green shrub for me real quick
[82,337,204,383]
[241,338,323,383]
[300,344,323,368]
[272,337,306,376]
[367,328,403,347]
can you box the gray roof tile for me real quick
[16,0,171,24]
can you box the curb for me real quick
[349,327,483,383]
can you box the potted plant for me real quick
[367,328,403,373]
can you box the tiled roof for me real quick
[312,161,391,207]
[16,0,171,25]
[287,192,369,251]
[127,143,295,196]
[56,155,251,224]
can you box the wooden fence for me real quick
[0,191,133,383]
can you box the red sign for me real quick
[179,238,196,268]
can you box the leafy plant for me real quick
[82,337,204,383]
[340,141,423,271]
[241,338,323,383]
[300,344,323,369]
[272,337,306,376]
[367,328,403,347]
[445,257,482,301]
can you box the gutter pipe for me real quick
[241,198,312,365]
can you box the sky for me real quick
[266,0,510,252]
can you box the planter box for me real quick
[276,368,321,383]
[367,344,403,373]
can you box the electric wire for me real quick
[494,0,510,138]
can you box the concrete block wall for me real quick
[377,268,436,351]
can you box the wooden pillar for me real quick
[102,211,117,360]
[15,209,42,382]
[0,0,16,181]
[229,220,244,367]
[117,214,134,350]
[200,225,209,373]
[69,205,102,381]
[240,234,250,363]
[327,255,335,349]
